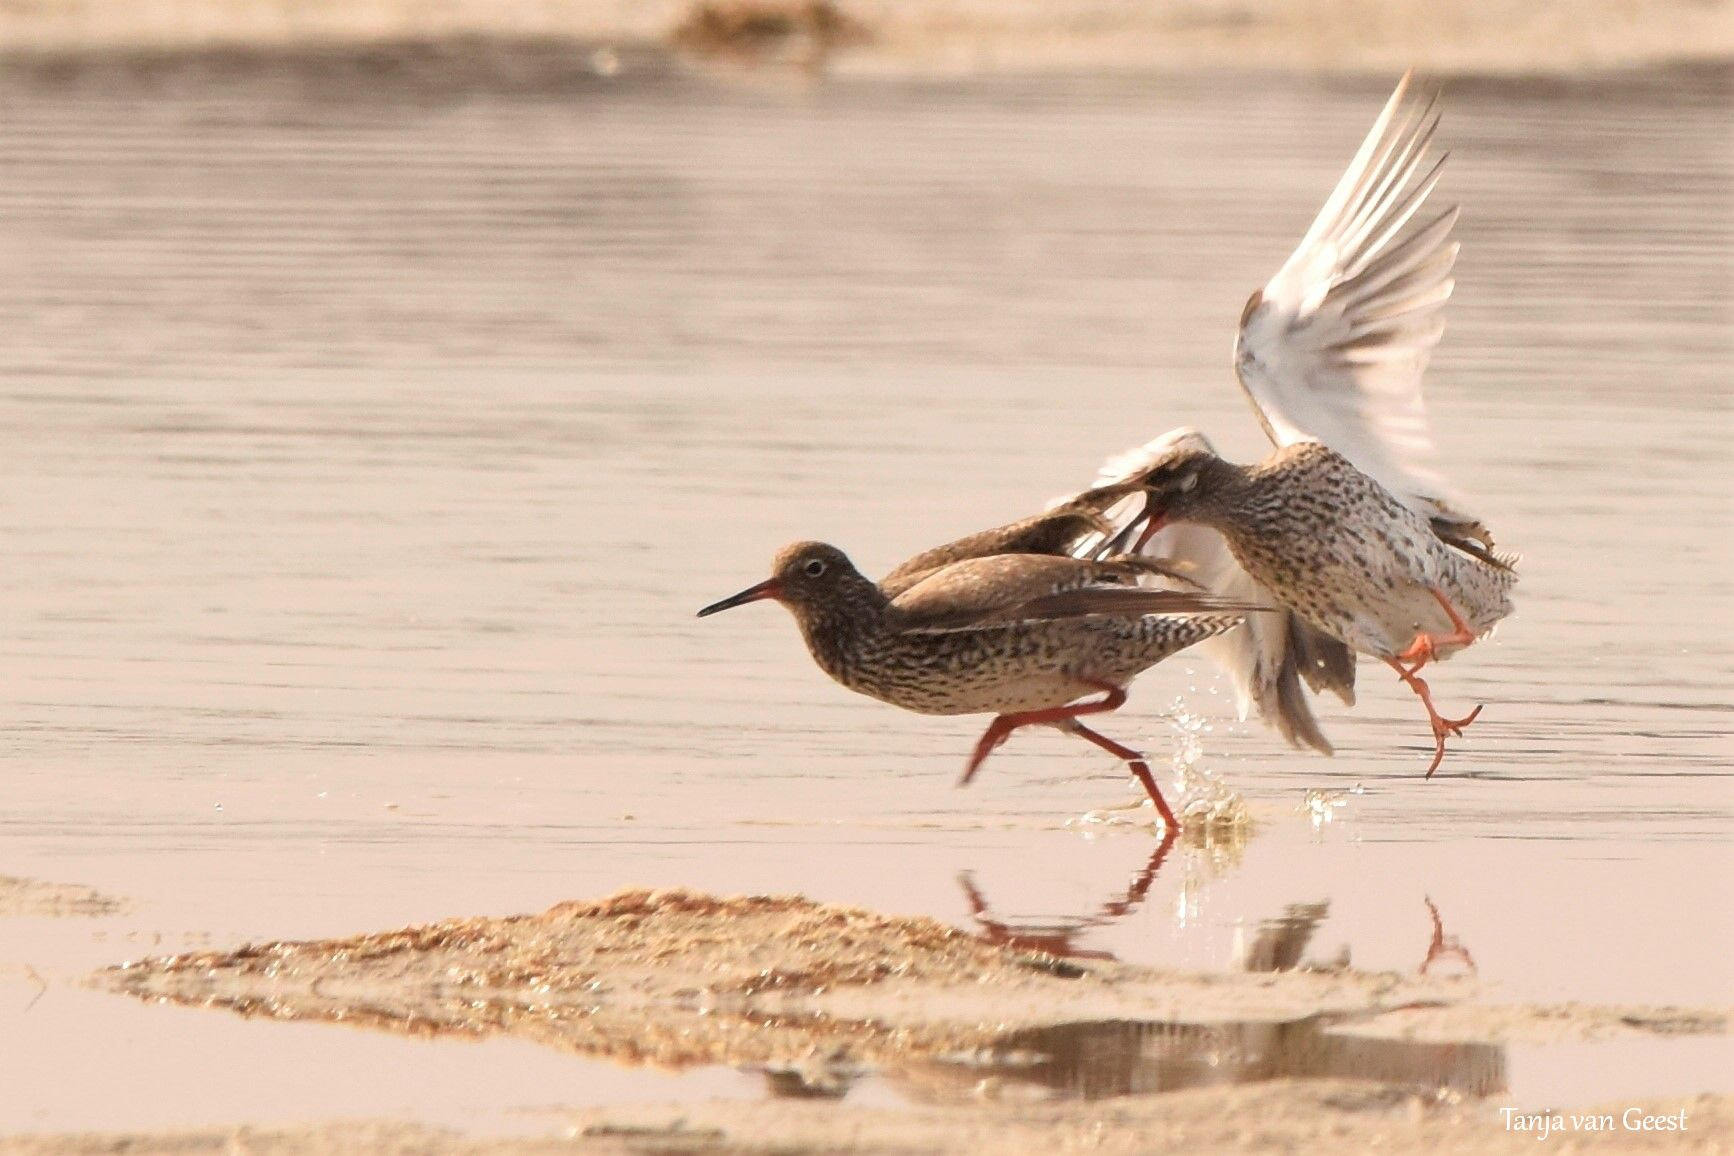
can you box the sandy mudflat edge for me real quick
[1,888,1727,1152]
[0,0,1729,77]
[94,888,1730,1059]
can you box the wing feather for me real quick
[1233,72,1468,519]
[888,554,1243,633]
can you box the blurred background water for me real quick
[0,55,1729,1131]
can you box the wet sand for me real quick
[0,28,1729,1156]
[25,886,1725,1152]
[99,887,1727,1058]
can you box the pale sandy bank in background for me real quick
[2,0,1730,75]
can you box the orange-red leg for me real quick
[1397,587,1479,672]
[960,683,1129,786]
[1060,719,1180,832]
[1385,658,1483,777]
[958,681,1180,831]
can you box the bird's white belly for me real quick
[1341,581,1466,659]
[1233,514,1476,663]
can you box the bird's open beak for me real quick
[1132,494,1170,553]
[696,577,784,618]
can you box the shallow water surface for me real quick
[0,62,1729,1132]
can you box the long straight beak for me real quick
[696,577,784,618]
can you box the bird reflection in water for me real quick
[899,1014,1507,1104]
[1234,900,1336,972]
[1420,896,1477,976]
[957,829,1179,961]
[764,862,1489,1102]
[888,892,1500,1105]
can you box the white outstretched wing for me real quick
[1081,430,1354,754]
[1234,72,1463,517]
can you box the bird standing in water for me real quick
[1080,73,1517,774]
[700,72,1515,818]
[698,496,1254,830]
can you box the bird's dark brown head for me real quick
[696,541,872,618]
[1129,445,1226,549]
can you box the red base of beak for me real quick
[697,577,784,618]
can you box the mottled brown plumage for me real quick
[1070,74,1519,775]
[878,486,1141,597]
[1102,439,1516,774]
[698,522,1252,829]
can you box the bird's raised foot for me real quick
[1386,657,1485,779]
[1421,701,1484,778]
[1438,702,1484,733]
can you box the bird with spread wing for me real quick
[698,74,1516,823]
[1073,72,1517,775]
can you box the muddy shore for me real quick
[99,888,1729,1061]
[2,886,1716,1153]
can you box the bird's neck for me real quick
[791,580,890,681]
[1174,456,1256,526]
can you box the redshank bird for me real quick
[1077,73,1517,775]
[698,517,1254,829]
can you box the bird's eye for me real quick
[803,558,827,578]
[1178,472,1198,493]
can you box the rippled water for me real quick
[0,60,1729,1132]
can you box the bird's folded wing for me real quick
[999,586,1260,623]
[877,499,1122,599]
[888,553,1247,633]
[1232,71,1467,522]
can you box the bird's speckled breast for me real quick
[1213,443,1514,659]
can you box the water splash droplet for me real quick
[1300,787,1352,831]
[1166,699,1251,831]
